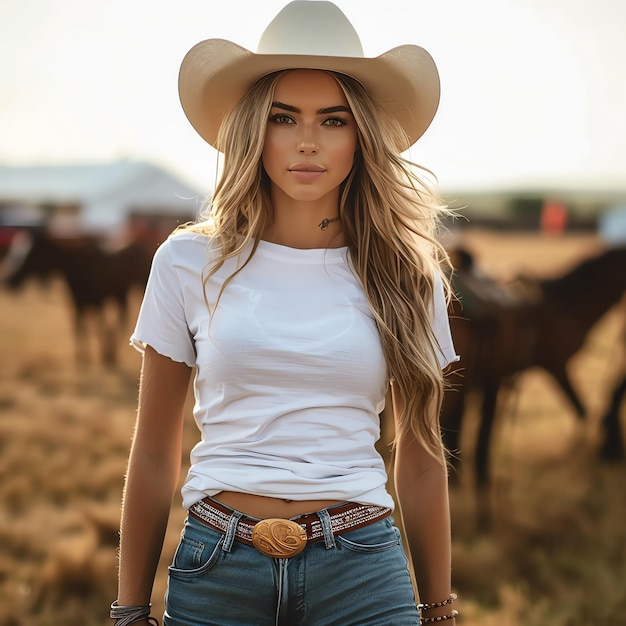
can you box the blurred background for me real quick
[0,1,624,624]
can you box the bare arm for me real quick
[391,382,456,622]
[117,345,192,607]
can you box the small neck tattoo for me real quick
[318,216,340,231]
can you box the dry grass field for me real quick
[0,229,624,625]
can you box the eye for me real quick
[323,117,348,127]
[269,114,294,125]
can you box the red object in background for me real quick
[541,199,568,234]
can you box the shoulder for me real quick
[153,229,220,270]
[162,228,217,254]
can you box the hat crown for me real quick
[256,0,364,58]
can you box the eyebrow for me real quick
[271,101,352,115]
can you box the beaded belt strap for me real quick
[189,498,392,558]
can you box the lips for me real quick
[287,164,326,182]
[288,164,326,173]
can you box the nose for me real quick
[297,125,319,154]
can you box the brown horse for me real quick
[2,228,153,366]
[442,244,626,491]
[442,247,542,488]
[598,296,626,461]
[600,373,626,461]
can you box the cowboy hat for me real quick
[178,0,440,150]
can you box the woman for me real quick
[113,2,459,625]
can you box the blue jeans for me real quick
[164,505,420,625]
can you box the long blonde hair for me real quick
[185,70,453,458]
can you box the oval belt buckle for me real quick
[251,518,307,558]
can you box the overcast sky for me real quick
[1,0,625,194]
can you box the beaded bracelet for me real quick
[110,601,159,626]
[418,592,458,611]
[421,609,459,623]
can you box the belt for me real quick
[189,497,392,558]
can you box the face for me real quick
[262,69,359,207]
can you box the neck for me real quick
[262,219,344,249]
[263,188,344,249]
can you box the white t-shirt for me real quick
[131,232,458,510]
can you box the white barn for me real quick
[0,160,207,238]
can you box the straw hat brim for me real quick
[178,39,440,151]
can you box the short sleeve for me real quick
[431,272,460,369]
[130,238,196,366]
